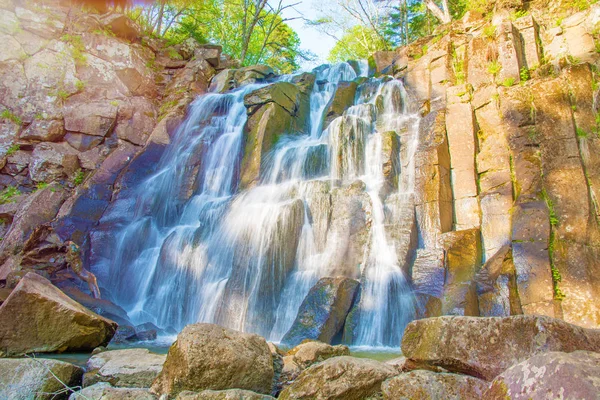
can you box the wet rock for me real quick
[401,315,600,381]
[177,389,275,399]
[216,198,304,336]
[323,81,357,128]
[59,284,132,325]
[382,370,489,400]
[70,382,157,400]
[0,358,84,400]
[210,66,275,93]
[282,277,359,347]
[244,82,303,116]
[484,351,600,399]
[240,82,309,188]
[84,349,166,388]
[0,273,117,356]
[324,181,372,279]
[279,356,396,400]
[151,324,274,398]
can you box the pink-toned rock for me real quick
[63,101,118,137]
[19,119,65,142]
[29,142,80,182]
[484,351,600,399]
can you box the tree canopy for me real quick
[128,0,311,73]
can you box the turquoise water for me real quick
[37,339,400,367]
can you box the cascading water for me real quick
[100,62,420,348]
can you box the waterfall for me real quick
[99,62,420,348]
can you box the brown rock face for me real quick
[150,324,274,398]
[278,356,397,400]
[281,277,359,347]
[401,315,600,381]
[484,351,600,400]
[441,228,482,316]
[382,370,489,400]
[0,272,117,356]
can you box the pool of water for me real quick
[37,338,401,368]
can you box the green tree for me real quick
[129,0,308,73]
[328,25,390,62]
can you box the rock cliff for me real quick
[1,0,600,343]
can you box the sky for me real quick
[280,0,338,70]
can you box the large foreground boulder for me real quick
[0,358,84,400]
[282,277,359,347]
[278,341,350,391]
[278,356,397,400]
[177,389,275,399]
[150,324,274,398]
[484,351,600,399]
[401,315,600,380]
[0,273,117,356]
[84,349,166,388]
[382,370,488,399]
[70,382,156,399]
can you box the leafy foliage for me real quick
[329,25,389,63]
[128,0,308,73]
[0,186,21,205]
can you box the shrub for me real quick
[0,186,21,204]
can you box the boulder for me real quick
[0,358,84,400]
[0,273,117,356]
[70,382,156,399]
[382,370,489,400]
[278,356,397,400]
[29,142,80,182]
[150,324,274,398]
[194,44,222,67]
[84,349,166,388]
[323,81,357,128]
[401,315,600,381]
[484,351,600,399]
[281,277,359,347]
[210,66,275,93]
[177,389,275,399]
[286,341,350,370]
[99,14,139,41]
[20,119,65,142]
[63,101,117,137]
[240,81,309,188]
[59,284,132,326]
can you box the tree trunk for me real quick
[155,0,165,36]
[424,0,451,23]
